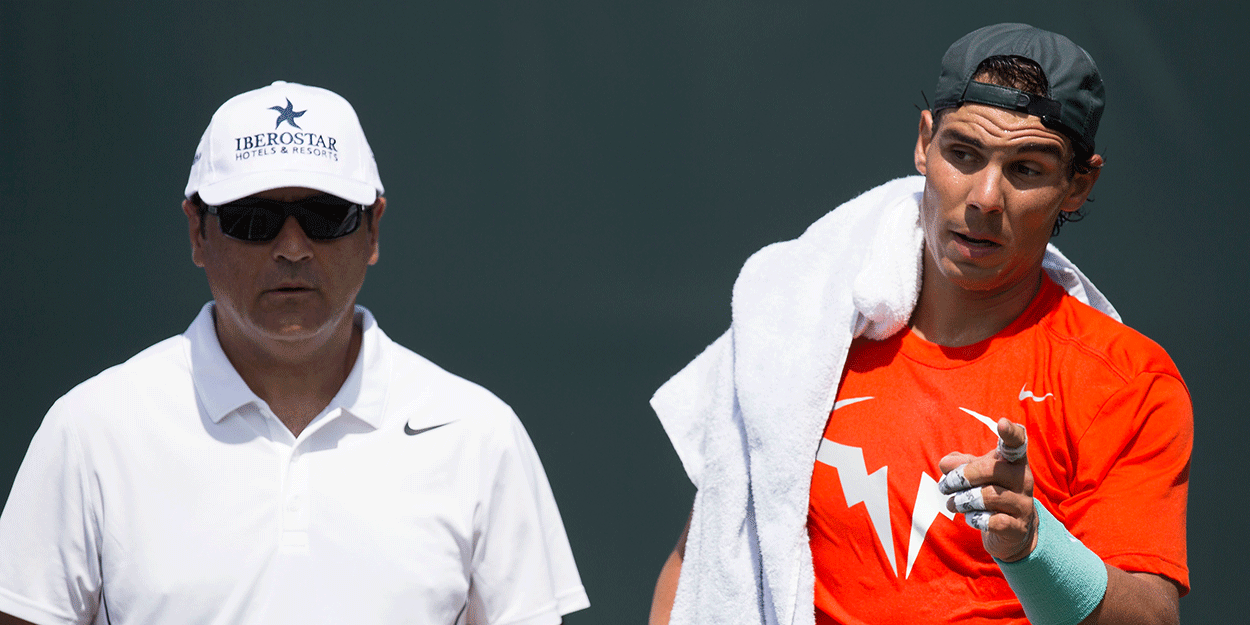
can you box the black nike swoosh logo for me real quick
[404,422,450,436]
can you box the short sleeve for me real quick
[464,412,589,625]
[1062,371,1192,594]
[0,399,104,624]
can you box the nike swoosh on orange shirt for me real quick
[1018,385,1054,402]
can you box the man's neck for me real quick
[216,313,362,437]
[909,256,1044,347]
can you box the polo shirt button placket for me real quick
[279,444,311,554]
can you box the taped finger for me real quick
[938,464,971,495]
[965,511,991,531]
[952,488,986,513]
[997,434,1028,463]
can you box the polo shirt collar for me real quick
[186,303,392,429]
[328,306,390,429]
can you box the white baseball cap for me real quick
[185,81,384,205]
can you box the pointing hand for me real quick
[937,418,1038,562]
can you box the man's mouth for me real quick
[269,282,314,293]
[954,232,998,247]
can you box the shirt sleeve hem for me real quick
[0,586,79,625]
[555,586,590,615]
[491,587,590,625]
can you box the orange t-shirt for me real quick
[808,276,1191,625]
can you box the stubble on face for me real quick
[187,187,380,363]
[914,104,1082,301]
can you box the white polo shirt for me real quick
[0,304,589,625]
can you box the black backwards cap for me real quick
[933,23,1105,156]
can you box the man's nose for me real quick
[271,216,313,262]
[966,165,1006,214]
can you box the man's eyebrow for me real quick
[942,130,983,149]
[1013,142,1065,160]
[941,130,1064,160]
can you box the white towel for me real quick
[652,175,1117,625]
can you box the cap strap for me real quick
[961,81,1062,126]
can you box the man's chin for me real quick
[252,314,333,341]
[269,321,331,340]
[932,258,1009,293]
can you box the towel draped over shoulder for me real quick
[651,176,1117,625]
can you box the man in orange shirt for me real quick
[650,23,1190,625]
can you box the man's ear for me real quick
[915,109,935,176]
[182,198,207,268]
[1059,154,1104,213]
[366,196,385,266]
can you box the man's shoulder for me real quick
[381,338,519,429]
[40,333,193,438]
[63,334,191,403]
[1043,289,1182,383]
[733,176,924,330]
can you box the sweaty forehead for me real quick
[937,104,1071,157]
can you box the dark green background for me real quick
[2,2,1244,622]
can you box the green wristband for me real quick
[995,501,1108,625]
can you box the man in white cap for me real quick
[0,81,589,625]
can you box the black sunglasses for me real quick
[204,194,367,242]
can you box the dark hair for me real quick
[190,194,208,238]
[972,55,1050,97]
[930,55,1098,234]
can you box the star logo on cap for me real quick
[268,98,306,130]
